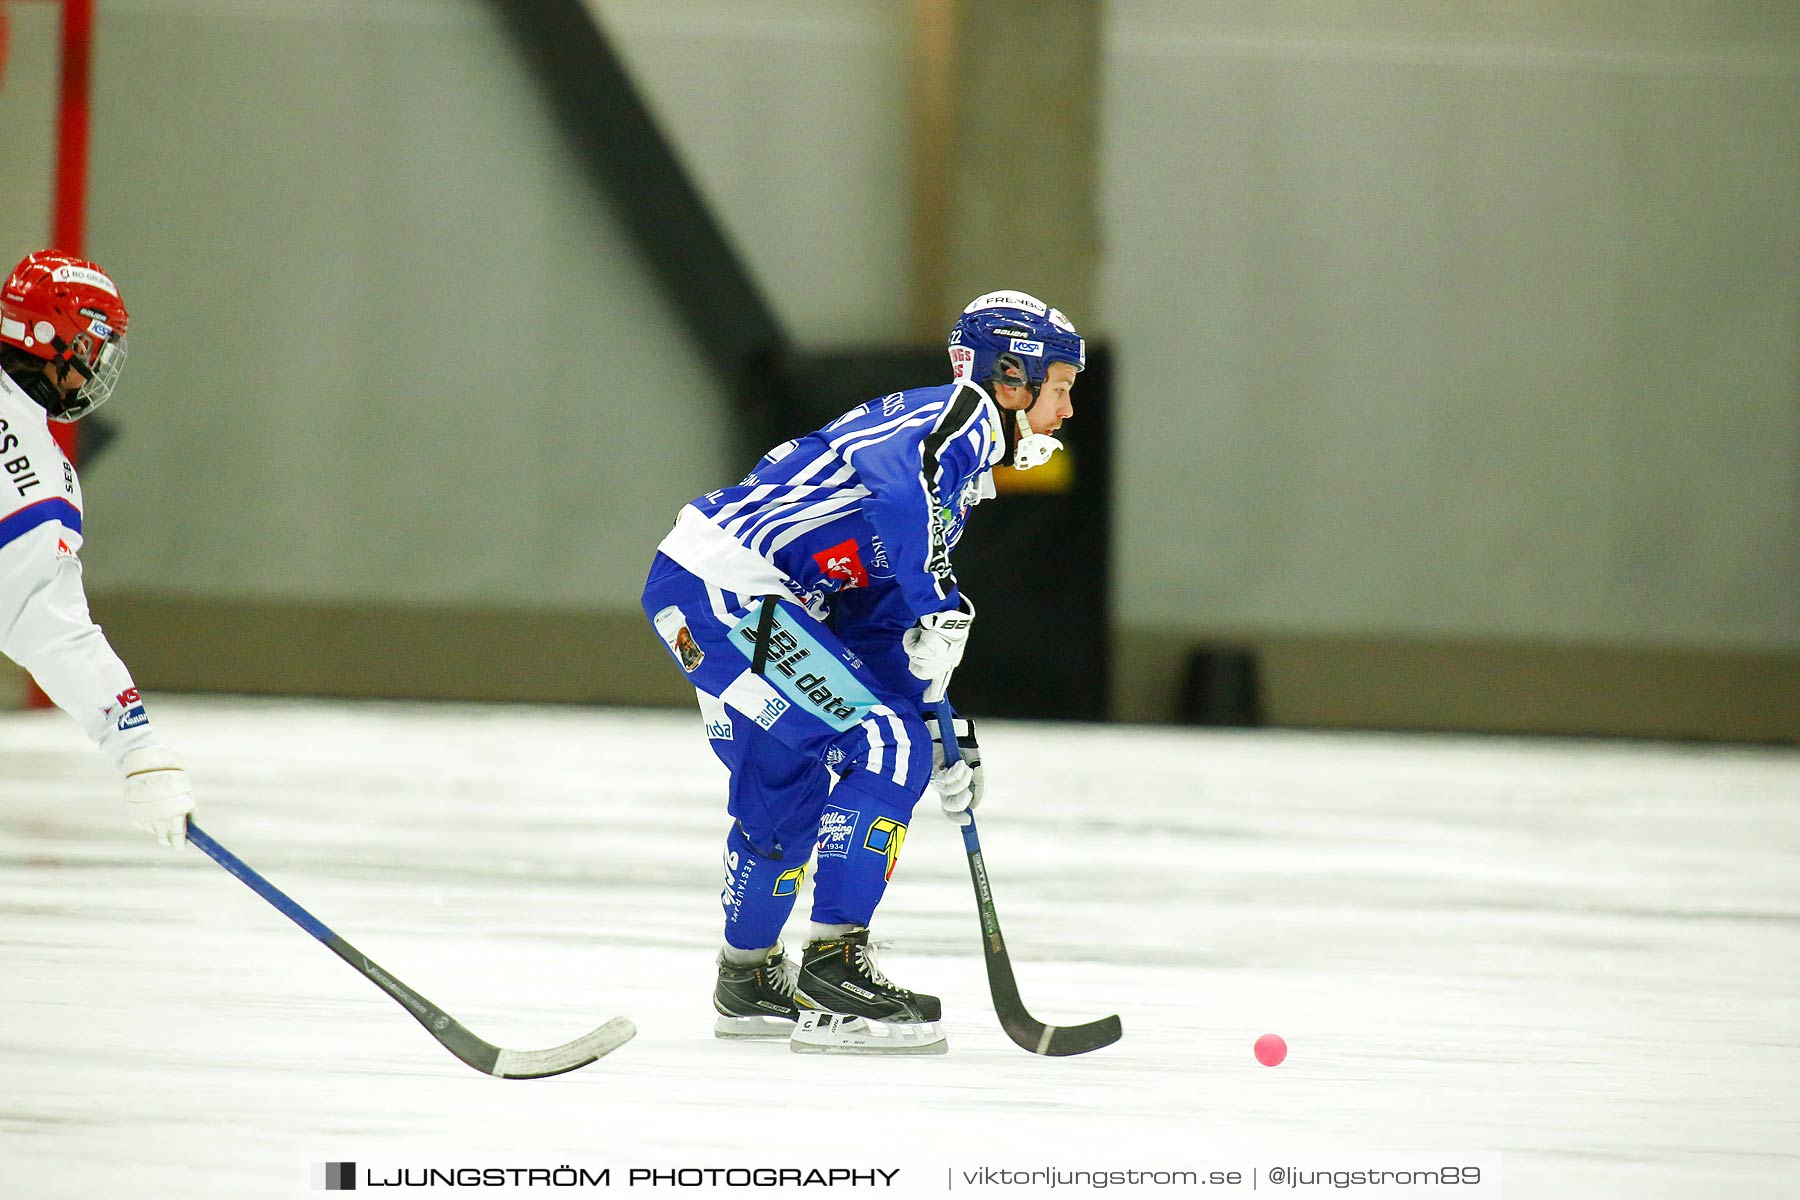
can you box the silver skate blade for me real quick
[714,1013,798,1040]
[788,1010,948,1055]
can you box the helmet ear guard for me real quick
[990,351,1034,396]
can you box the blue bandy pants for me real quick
[641,554,933,949]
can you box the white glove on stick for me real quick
[122,746,195,848]
[926,713,982,826]
[903,598,974,703]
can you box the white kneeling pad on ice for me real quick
[789,1010,948,1055]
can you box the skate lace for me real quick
[856,941,909,994]
[768,954,799,999]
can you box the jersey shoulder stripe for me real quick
[0,496,82,552]
[921,384,985,485]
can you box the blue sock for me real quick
[719,822,806,951]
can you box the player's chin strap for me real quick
[1007,406,1063,471]
[987,359,1064,470]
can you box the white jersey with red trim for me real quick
[0,369,160,770]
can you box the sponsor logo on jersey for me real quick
[673,626,705,672]
[722,845,754,919]
[927,507,953,580]
[705,716,733,741]
[1008,338,1044,356]
[737,621,812,679]
[753,695,789,729]
[772,865,806,897]
[790,672,862,723]
[652,605,705,672]
[864,816,907,881]
[812,538,869,590]
[817,805,860,858]
[783,579,828,616]
[730,604,877,730]
[5,446,43,496]
[824,746,846,770]
[118,705,149,732]
[55,538,75,560]
[880,392,905,417]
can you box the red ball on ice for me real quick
[1254,1034,1287,1066]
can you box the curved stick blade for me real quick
[1002,1012,1123,1057]
[488,1017,639,1079]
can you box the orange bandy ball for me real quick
[1254,1034,1287,1066]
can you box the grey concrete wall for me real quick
[1100,1,1800,654]
[0,2,59,251]
[589,0,912,348]
[78,0,732,612]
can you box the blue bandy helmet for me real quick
[948,290,1085,397]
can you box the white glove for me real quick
[926,713,982,826]
[902,597,974,703]
[122,746,194,848]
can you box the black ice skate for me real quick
[713,944,800,1039]
[790,929,947,1054]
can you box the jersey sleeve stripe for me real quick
[747,492,868,556]
[826,399,948,454]
[0,497,82,552]
[838,410,942,466]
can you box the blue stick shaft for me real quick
[931,699,980,850]
[186,821,336,944]
[933,698,962,763]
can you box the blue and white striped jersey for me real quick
[657,381,1004,621]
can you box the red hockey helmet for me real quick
[0,249,130,421]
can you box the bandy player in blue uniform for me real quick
[642,291,1082,1049]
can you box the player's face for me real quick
[1025,361,1077,434]
[44,358,89,397]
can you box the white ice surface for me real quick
[2,698,1797,1199]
